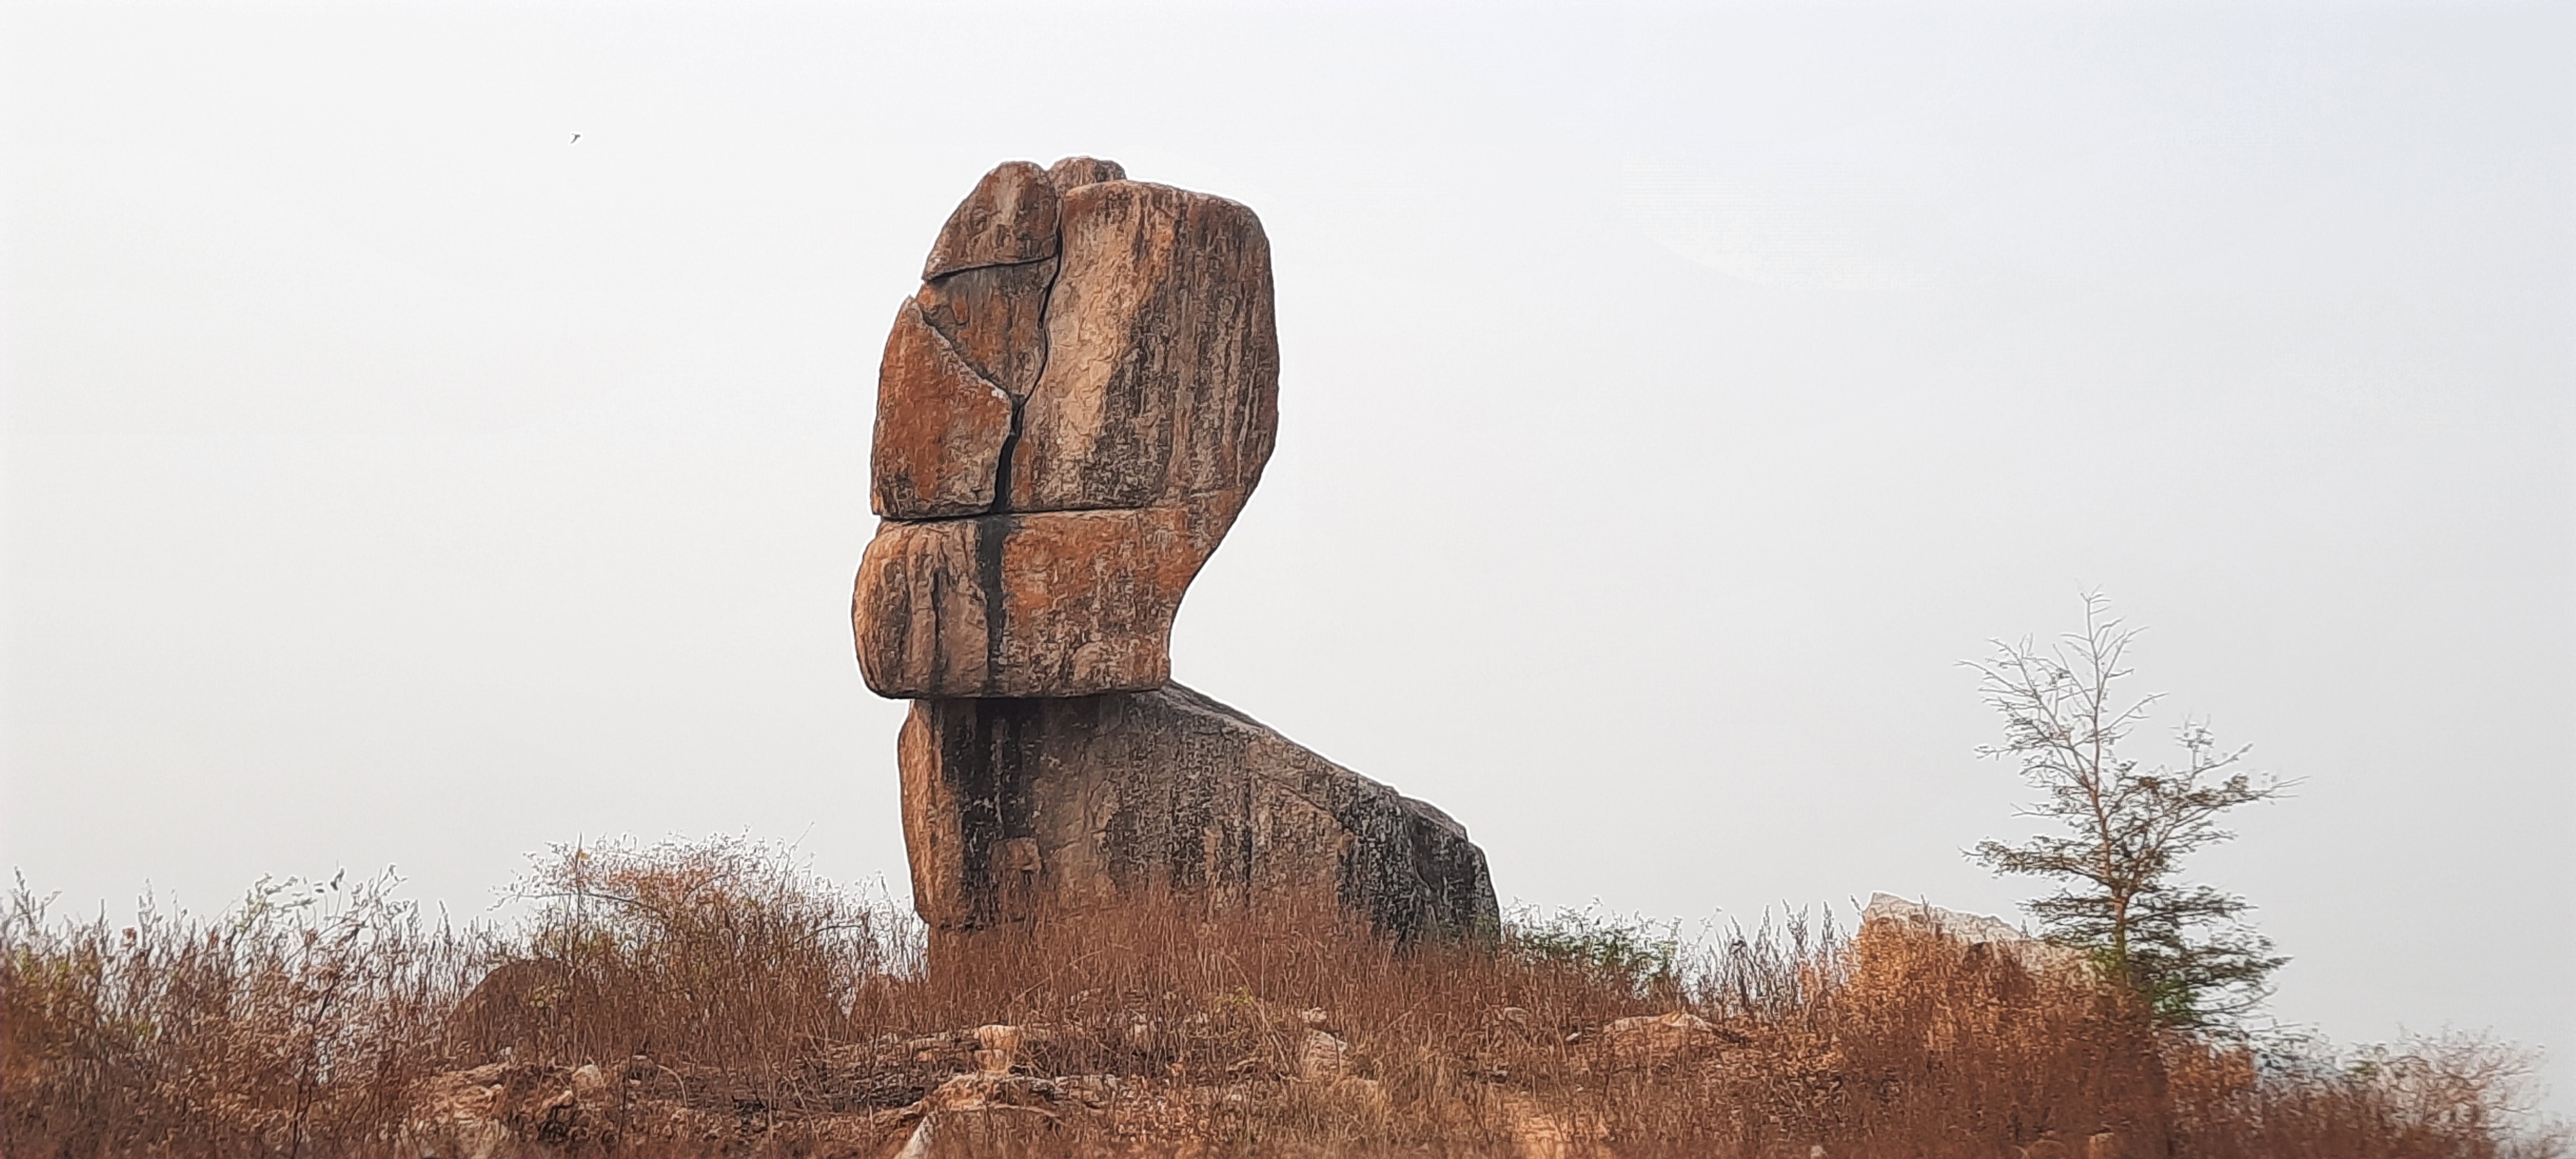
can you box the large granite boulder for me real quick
[896,684,1498,944]
[854,158,1494,947]
[857,158,1278,699]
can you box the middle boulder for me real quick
[853,158,1280,698]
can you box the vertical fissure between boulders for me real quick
[973,232,1061,691]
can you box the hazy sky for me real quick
[5,0,2570,1109]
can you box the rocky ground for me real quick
[406,1007,1801,1159]
[406,1001,2145,1158]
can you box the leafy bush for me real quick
[1503,902,1681,999]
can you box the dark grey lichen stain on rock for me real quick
[902,685,1498,945]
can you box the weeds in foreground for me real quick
[3,838,2563,1157]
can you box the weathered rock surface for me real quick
[894,1073,1077,1158]
[856,158,1278,698]
[1593,1011,1727,1071]
[911,259,1056,401]
[1005,178,1278,516]
[1859,892,2089,974]
[446,958,591,1062]
[1046,155,1126,190]
[858,159,1492,946]
[896,683,1498,943]
[869,301,1016,518]
[854,506,1209,697]
[921,160,1059,281]
[408,1059,632,1153]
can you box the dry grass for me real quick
[4,837,2564,1158]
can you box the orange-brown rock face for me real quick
[868,301,1015,518]
[854,507,1207,697]
[856,160,1495,950]
[920,160,1059,281]
[856,157,1278,697]
[1007,179,1278,516]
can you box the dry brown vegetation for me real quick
[5,837,2563,1158]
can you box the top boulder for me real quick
[1045,155,1126,191]
[857,158,1280,698]
[921,162,1061,280]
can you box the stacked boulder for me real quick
[853,158,1497,946]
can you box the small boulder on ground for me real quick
[892,1073,1076,1158]
[1859,892,2089,974]
[1596,1011,1724,1070]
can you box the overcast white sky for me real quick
[4,0,2570,1109]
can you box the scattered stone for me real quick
[893,1072,1074,1158]
[1298,1029,1350,1081]
[1596,1011,1723,1070]
[407,1061,626,1154]
[568,1062,614,1114]
[1188,1083,1256,1110]
[1053,1073,1121,1109]
[972,1023,1022,1075]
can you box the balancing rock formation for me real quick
[854,158,1497,944]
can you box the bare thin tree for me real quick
[1968,592,2290,1028]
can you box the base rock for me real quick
[899,683,1497,944]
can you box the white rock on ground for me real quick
[1859,892,2090,974]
